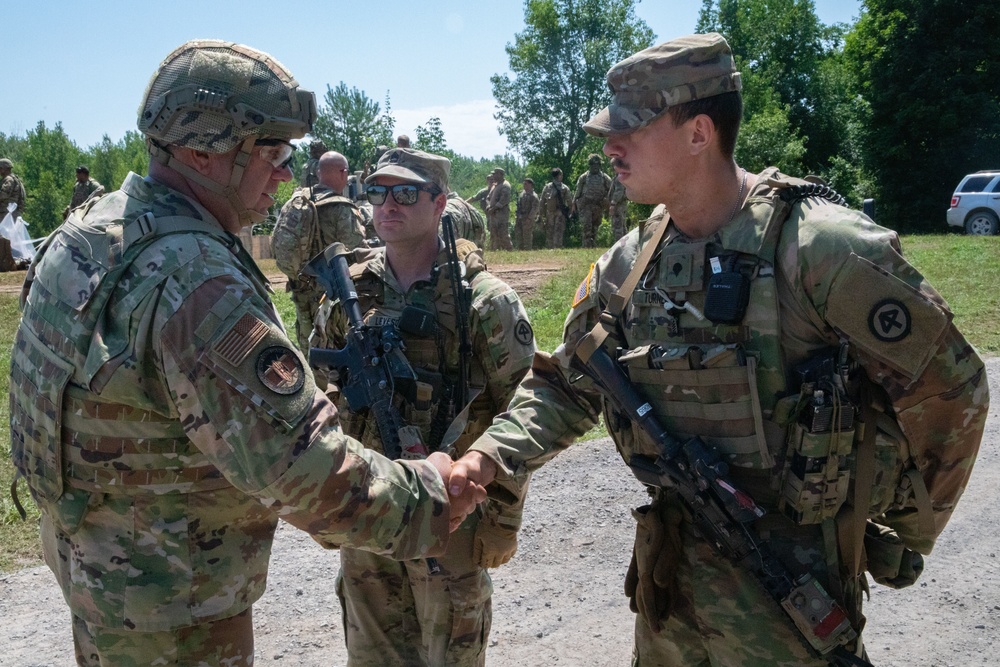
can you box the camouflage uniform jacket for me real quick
[516,190,540,223]
[10,172,450,632]
[468,185,491,212]
[609,175,627,207]
[70,177,104,209]
[300,157,320,188]
[574,170,612,206]
[316,241,536,505]
[0,173,26,218]
[443,192,487,248]
[470,167,988,559]
[539,180,571,215]
[486,179,512,214]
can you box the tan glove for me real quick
[472,503,521,569]
[624,501,683,632]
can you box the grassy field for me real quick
[1,234,996,571]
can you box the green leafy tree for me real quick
[313,83,395,174]
[845,0,1000,232]
[84,131,149,193]
[414,117,450,156]
[19,122,82,235]
[491,0,655,177]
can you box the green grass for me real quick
[1,235,995,572]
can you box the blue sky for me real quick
[6,0,860,160]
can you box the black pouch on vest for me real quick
[704,270,751,324]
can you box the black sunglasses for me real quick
[366,183,440,206]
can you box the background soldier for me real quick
[69,166,104,210]
[272,150,368,353]
[486,167,514,251]
[539,167,571,248]
[467,173,493,213]
[443,190,487,249]
[451,33,988,666]
[572,153,612,247]
[396,134,411,148]
[299,139,327,187]
[9,40,481,667]
[608,172,628,241]
[313,148,536,666]
[0,158,26,220]
[514,176,540,250]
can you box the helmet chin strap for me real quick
[149,136,267,228]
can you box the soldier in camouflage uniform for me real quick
[514,177,540,250]
[608,173,629,241]
[312,148,536,667]
[9,40,483,667]
[69,166,104,210]
[451,33,989,666]
[443,190,487,249]
[539,167,571,248]
[299,139,327,188]
[485,167,513,251]
[572,154,613,248]
[466,173,493,213]
[272,150,367,352]
[0,157,26,220]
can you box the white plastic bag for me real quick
[0,204,37,262]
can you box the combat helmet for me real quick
[138,39,316,225]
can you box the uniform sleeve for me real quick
[157,272,451,560]
[780,208,989,553]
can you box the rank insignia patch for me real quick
[256,346,306,395]
[868,298,911,342]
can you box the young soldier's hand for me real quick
[427,452,488,532]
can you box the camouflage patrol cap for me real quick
[583,33,742,136]
[588,153,602,164]
[492,167,505,177]
[137,39,316,153]
[0,158,12,169]
[366,148,450,193]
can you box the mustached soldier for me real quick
[451,33,988,666]
[9,40,482,667]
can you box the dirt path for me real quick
[1,360,998,666]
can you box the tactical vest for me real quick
[10,191,257,505]
[579,172,610,203]
[337,240,490,456]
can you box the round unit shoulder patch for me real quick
[514,318,534,346]
[868,298,911,343]
[256,346,306,395]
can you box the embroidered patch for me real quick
[868,298,911,342]
[215,313,269,366]
[256,346,306,395]
[514,318,534,346]
[572,263,595,308]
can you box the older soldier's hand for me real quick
[427,452,488,531]
[448,451,498,496]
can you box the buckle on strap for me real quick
[123,212,156,251]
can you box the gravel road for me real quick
[2,359,997,667]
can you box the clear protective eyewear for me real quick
[366,183,440,206]
[257,140,295,170]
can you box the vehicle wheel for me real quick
[965,210,1000,235]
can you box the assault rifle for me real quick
[303,243,427,461]
[572,337,873,667]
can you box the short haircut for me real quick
[551,168,562,178]
[667,91,743,160]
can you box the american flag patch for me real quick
[572,263,595,308]
[214,313,269,366]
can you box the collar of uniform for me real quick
[137,173,221,225]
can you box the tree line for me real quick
[3,0,997,238]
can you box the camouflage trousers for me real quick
[72,608,254,667]
[611,206,628,242]
[543,211,566,248]
[630,502,864,667]
[577,201,604,248]
[513,215,535,250]
[336,514,491,666]
[289,284,323,353]
[487,210,513,251]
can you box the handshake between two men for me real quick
[434,450,499,531]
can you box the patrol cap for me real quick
[492,167,505,177]
[588,153,602,163]
[366,147,450,193]
[583,33,742,137]
[76,165,90,174]
[0,158,11,169]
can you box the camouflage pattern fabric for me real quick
[486,178,513,251]
[468,168,988,665]
[574,170,612,248]
[514,189,540,250]
[70,177,104,210]
[271,185,367,351]
[300,157,320,188]
[539,180,570,248]
[443,193,487,249]
[10,173,452,655]
[609,175,628,241]
[314,242,535,666]
[0,173,25,218]
[468,185,491,212]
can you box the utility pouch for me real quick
[863,521,924,589]
[704,270,751,325]
[779,383,856,525]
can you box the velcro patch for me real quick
[214,312,269,366]
[256,346,306,395]
[514,318,534,346]
[572,263,595,308]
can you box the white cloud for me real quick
[393,100,515,160]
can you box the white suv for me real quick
[947,171,1000,235]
